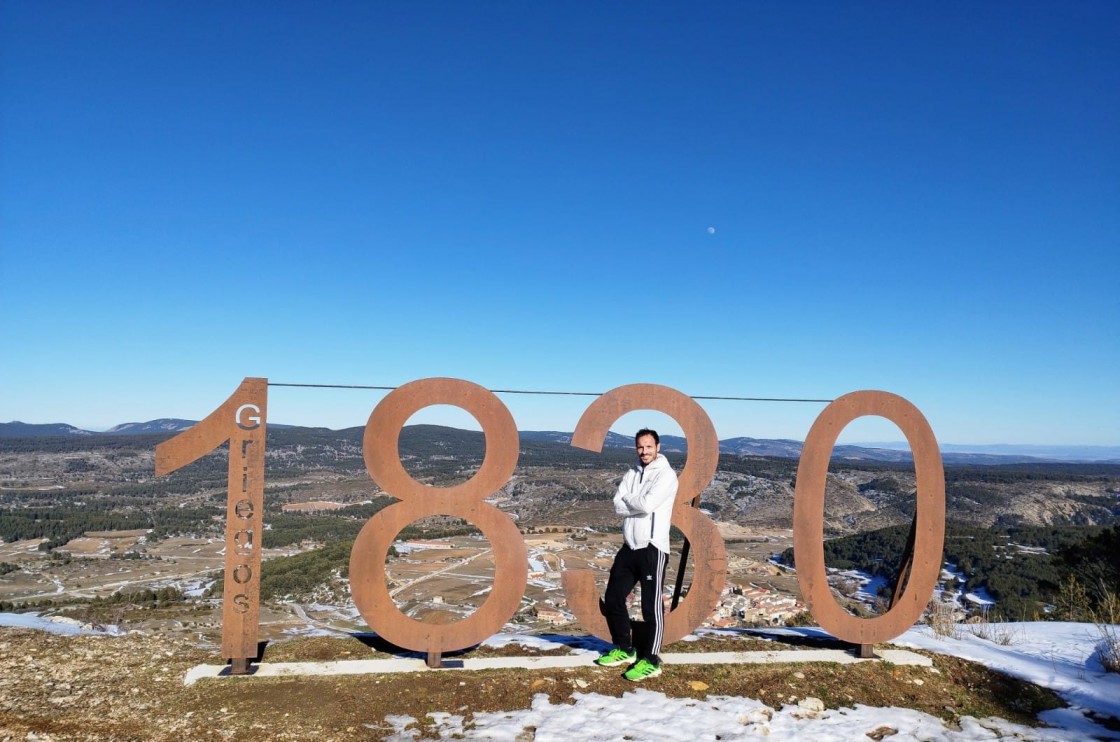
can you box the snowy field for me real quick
[392,623,1120,741]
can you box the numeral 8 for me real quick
[349,378,527,665]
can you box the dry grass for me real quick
[968,608,1020,646]
[260,631,789,663]
[0,627,1101,741]
[1093,590,1120,674]
[1098,625,1120,674]
[217,639,1072,740]
[970,621,1020,646]
[926,599,962,640]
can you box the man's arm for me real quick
[618,469,678,515]
[613,471,635,515]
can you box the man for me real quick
[595,428,678,681]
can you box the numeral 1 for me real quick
[154,377,267,674]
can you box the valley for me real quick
[1,424,1117,646]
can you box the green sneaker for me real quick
[623,658,662,681]
[595,647,636,667]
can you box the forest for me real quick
[779,523,1120,620]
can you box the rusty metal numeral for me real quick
[349,378,527,666]
[154,377,267,670]
[793,390,945,645]
[562,383,727,645]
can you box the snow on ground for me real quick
[895,621,1120,724]
[480,632,602,655]
[398,623,1120,741]
[238,598,1120,738]
[398,690,1095,742]
[837,569,888,604]
[528,550,549,573]
[962,587,997,607]
[149,580,1120,738]
[0,611,124,636]
[3,613,1118,739]
[181,578,215,597]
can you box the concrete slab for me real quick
[184,648,931,685]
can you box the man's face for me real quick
[636,434,659,466]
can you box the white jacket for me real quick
[613,453,679,554]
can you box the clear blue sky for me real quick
[1,2,1117,446]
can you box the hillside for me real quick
[0,619,1117,740]
[2,425,1118,536]
[1,424,1117,630]
[6,418,1120,463]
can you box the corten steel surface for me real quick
[889,518,920,609]
[350,378,527,666]
[154,377,267,671]
[792,391,945,645]
[563,384,727,645]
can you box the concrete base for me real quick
[184,648,931,685]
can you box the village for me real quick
[387,527,811,635]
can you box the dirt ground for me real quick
[0,628,1072,742]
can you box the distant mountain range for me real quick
[106,419,198,435]
[0,419,198,437]
[518,431,1120,464]
[2,420,1117,464]
[0,421,99,437]
[0,419,295,437]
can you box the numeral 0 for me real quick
[792,391,945,645]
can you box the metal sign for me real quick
[153,377,946,671]
[793,391,945,645]
[349,379,527,667]
[562,384,726,645]
[155,377,267,674]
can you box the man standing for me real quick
[595,428,678,681]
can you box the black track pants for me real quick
[603,543,668,664]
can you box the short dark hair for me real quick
[635,428,659,445]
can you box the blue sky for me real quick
[1,2,1117,446]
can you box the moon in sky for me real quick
[707,227,716,234]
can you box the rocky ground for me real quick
[0,628,1068,741]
